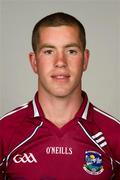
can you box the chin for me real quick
[50,89,74,98]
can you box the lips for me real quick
[51,74,70,80]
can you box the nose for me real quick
[55,51,67,68]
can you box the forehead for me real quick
[38,25,81,48]
[39,25,80,35]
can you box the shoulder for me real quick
[0,102,31,132]
[91,105,120,137]
[91,105,120,161]
[92,106,120,127]
[0,101,33,150]
[0,101,33,161]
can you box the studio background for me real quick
[0,0,120,120]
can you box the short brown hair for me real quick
[32,12,86,53]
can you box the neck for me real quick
[38,89,83,128]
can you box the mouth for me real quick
[51,74,70,81]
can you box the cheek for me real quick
[69,58,84,73]
[37,61,52,77]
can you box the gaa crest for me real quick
[83,151,104,175]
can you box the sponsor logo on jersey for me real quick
[46,146,72,155]
[83,151,104,175]
[13,153,37,163]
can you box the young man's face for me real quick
[29,25,89,98]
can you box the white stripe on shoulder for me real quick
[93,107,120,125]
[115,160,120,165]
[32,99,39,117]
[0,103,28,121]
[99,141,107,148]
[92,132,103,139]
[82,101,89,120]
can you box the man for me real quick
[0,12,120,180]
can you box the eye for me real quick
[68,49,78,55]
[43,49,54,55]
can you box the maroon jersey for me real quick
[0,91,120,180]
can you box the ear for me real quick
[29,52,38,74]
[83,49,90,71]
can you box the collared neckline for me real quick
[32,91,89,120]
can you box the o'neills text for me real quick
[46,146,72,155]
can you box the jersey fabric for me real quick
[0,91,120,180]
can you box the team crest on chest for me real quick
[83,151,104,175]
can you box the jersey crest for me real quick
[83,150,104,175]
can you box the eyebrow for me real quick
[39,43,81,51]
[64,43,81,49]
[39,44,55,50]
